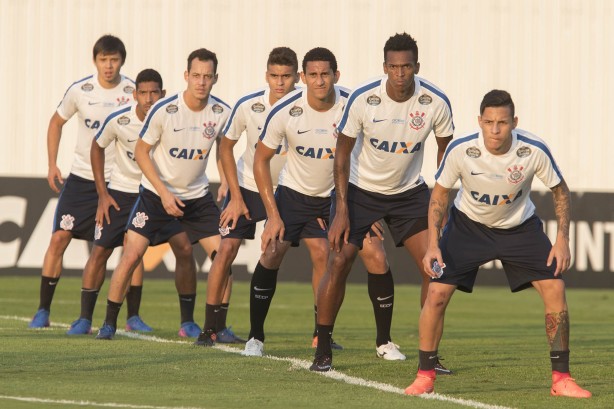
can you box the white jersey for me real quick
[139,92,230,200]
[56,74,135,181]
[260,86,349,197]
[338,75,454,194]
[95,104,143,193]
[435,129,563,229]
[222,87,288,192]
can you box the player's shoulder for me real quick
[336,85,351,100]
[446,130,480,154]
[513,128,552,154]
[62,74,95,98]
[234,87,267,108]
[209,94,231,112]
[416,76,451,106]
[348,76,385,101]
[269,88,304,117]
[147,93,180,120]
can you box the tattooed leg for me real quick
[545,311,570,351]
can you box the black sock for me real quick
[550,350,570,373]
[204,303,220,332]
[38,276,60,311]
[178,293,196,324]
[80,288,99,321]
[104,300,123,329]
[218,303,229,331]
[313,305,318,338]
[126,285,143,319]
[418,350,439,371]
[248,262,278,342]
[368,269,394,346]
[315,324,334,357]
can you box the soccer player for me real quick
[29,35,135,328]
[66,69,197,336]
[193,47,300,346]
[311,33,454,372]
[405,90,591,398]
[95,48,231,339]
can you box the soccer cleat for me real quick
[435,356,453,375]
[95,322,116,340]
[241,338,264,356]
[216,326,246,344]
[126,315,153,332]
[404,371,436,395]
[551,377,592,398]
[28,309,50,328]
[178,321,201,338]
[66,318,92,335]
[193,329,216,347]
[376,342,407,361]
[309,354,333,372]
[311,336,344,350]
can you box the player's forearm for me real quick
[333,133,355,209]
[254,159,278,218]
[135,142,169,196]
[90,142,108,196]
[551,180,571,242]
[219,138,242,198]
[46,117,63,168]
[428,184,449,247]
[435,135,452,168]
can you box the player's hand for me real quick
[217,181,228,203]
[422,246,445,279]
[328,207,350,253]
[161,191,185,217]
[220,198,250,230]
[47,165,64,193]
[365,220,384,243]
[261,215,284,254]
[316,217,328,231]
[548,238,571,276]
[96,192,120,226]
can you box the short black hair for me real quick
[383,32,418,63]
[302,47,337,73]
[93,35,126,63]
[187,48,218,73]
[135,69,163,90]
[480,90,515,117]
[267,47,299,72]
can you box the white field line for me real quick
[0,395,203,409]
[2,315,515,409]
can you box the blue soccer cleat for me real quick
[96,322,116,340]
[216,326,246,344]
[126,315,153,332]
[66,318,92,335]
[178,321,201,338]
[29,309,50,328]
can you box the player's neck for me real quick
[385,79,415,103]
[183,90,209,112]
[307,92,335,112]
[98,74,122,89]
[135,105,146,122]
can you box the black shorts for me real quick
[94,189,139,249]
[435,206,560,293]
[331,183,429,249]
[53,173,98,241]
[275,185,329,247]
[127,188,221,245]
[220,186,267,240]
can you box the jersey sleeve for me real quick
[432,101,454,138]
[56,84,79,121]
[139,107,163,146]
[434,146,461,188]
[534,142,563,189]
[337,94,366,139]
[260,112,285,150]
[95,115,117,149]
[223,103,247,141]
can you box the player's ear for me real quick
[184,70,189,82]
[334,71,340,84]
[133,89,137,101]
[512,116,518,129]
[415,62,420,75]
[161,89,166,98]
[213,73,218,85]
[300,71,306,84]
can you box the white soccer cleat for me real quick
[376,341,406,361]
[241,337,264,357]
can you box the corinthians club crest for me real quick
[409,111,426,130]
[507,165,525,184]
[203,121,217,139]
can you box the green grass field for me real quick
[0,276,612,409]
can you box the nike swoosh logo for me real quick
[372,118,387,123]
[257,126,262,131]
[127,139,137,143]
[551,355,560,359]
[470,171,485,175]
[180,298,193,302]
[429,355,438,360]
[49,281,58,286]
[214,309,220,313]
[88,102,100,105]
[173,128,185,132]
[253,286,273,291]
[376,295,393,301]
[297,129,311,134]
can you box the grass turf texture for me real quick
[0,276,611,409]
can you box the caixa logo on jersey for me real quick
[470,189,522,206]
[369,139,422,154]
[169,147,210,160]
[295,146,335,159]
